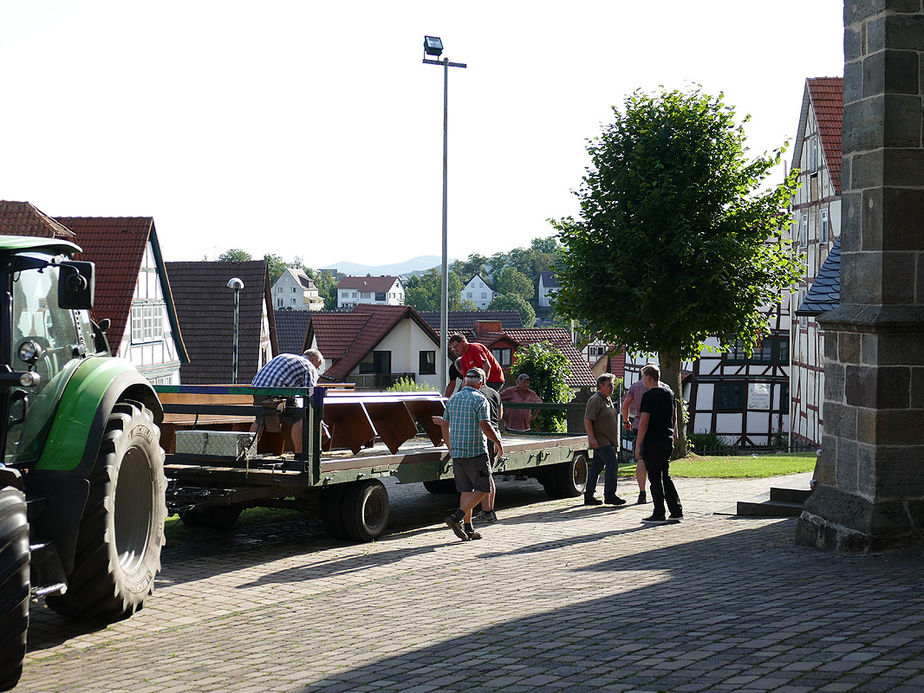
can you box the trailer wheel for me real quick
[179,504,244,530]
[47,402,166,620]
[543,453,589,499]
[422,479,458,494]
[342,480,390,542]
[0,487,29,692]
[319,486,348,540]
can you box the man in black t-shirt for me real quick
[635,364,683,524]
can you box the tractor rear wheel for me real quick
[0,486,29,691]
[47,401,166,620]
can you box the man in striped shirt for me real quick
[440,367,504,541]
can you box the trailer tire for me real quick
[422,479,458,495]
[544,453,589,499]
[341,480,389,542]
[47,402,166,620]
[320,486,348,540]
[537,467,561,498]
[179,504,244,530]
[0,487,29,692]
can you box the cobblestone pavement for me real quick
[18,472,924,692]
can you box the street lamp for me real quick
[227,277,244,383]
[422,35,466,394]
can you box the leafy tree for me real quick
[552,87,801,457]
[511,342,573,432]
[530,235,561,255]
[264,253,287,285]
[450,253,489,282]
[489,293,536,327]
[307,269,339,310]
[218,248,252,262]
[404,269,467,312]
[494,267,534,301]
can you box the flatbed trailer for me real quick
[155,385,590,541]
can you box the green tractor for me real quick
[0,236,167,690]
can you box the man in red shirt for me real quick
[500,374,543,432]
[449,333,505,389]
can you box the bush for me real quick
[386,376,433,392]
[511,342,572,432]
[688,431,730,455]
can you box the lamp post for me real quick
[422,35,466,393]
[227,277,244,383]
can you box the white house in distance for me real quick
[272,267,324,311]
[462,274,494,309]
[789,77,843,447]
[337,275,404,309]
[538,271,559,308]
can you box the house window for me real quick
[799,213,808,246]
[359,350,391,374]
[481,292,487,299]
[777,336,790,364]
[491,348,512,367]
[360,292,371,299]
[753,340,773,363]
[375,292,386,301]
[277,298,283,308]
[820,209,829,244]
[715,383,745,411]
[291,298,296,304]
[780,382,789,410]
[292,287,296,293]
[419,350,436,375]
[131,302,164,344]
[724,341,748,364]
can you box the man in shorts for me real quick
[250,349,323,453]
[440,367,504,541]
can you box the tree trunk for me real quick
[658,350,688,459]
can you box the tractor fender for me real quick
[26,357,162,574]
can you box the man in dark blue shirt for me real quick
[635,364,683,524]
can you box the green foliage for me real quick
[450,253,489,282]
[489,293,536,327]
[218,248,253,262]
[494,267,534,301]
[552,87,802,363]
[669,452,816,478]
[307,269,339,310]
[264,253,287,285]
[511,342,572,432]
[404,269,467,312]
[688,431,730,455]
[386,376,433,392]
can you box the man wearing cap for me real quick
[449,333,505,390]
[500,374,543,434]
[440,367,504,541]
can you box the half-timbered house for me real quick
[789,77,843,447]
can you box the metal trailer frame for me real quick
[156,385,590,540]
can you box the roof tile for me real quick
[0,200,76,238]
[807,77,843,194]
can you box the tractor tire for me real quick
[179,504,244,530]
[47,401,166,620]
[341,480,390,542]
[543,453,589,499]
[422,479,459,495]
[0,487,29,692]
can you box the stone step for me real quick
[770,487,813,504]
[735,495,804,518]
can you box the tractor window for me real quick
[6,259,86,463]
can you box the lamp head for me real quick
[423,35,443,58]
[227,277,244,291]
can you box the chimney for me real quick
[473,320,502,336]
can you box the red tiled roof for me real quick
[807,77,843,194]
[0,201,76,239]
[308,304,438,382]
[482,327,596,388]
[166,260,276,384]
[57,217,152,353]
[336,275,401,292]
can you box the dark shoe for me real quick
[476,510,498,523]
[642,515,668,525]
[584,496,603,506]
[605,496,627,506]
[445,515,470,541]
[668,513,683,524]
[637,491,647,504]
[467,529,483,540]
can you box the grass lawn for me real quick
[619,452,816,479]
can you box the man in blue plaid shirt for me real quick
[440,367,504,541]
[250,349,323,453]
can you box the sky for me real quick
[0,1,845,269]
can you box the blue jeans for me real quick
[586,444,618,500]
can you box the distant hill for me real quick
[324,255,447,277]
